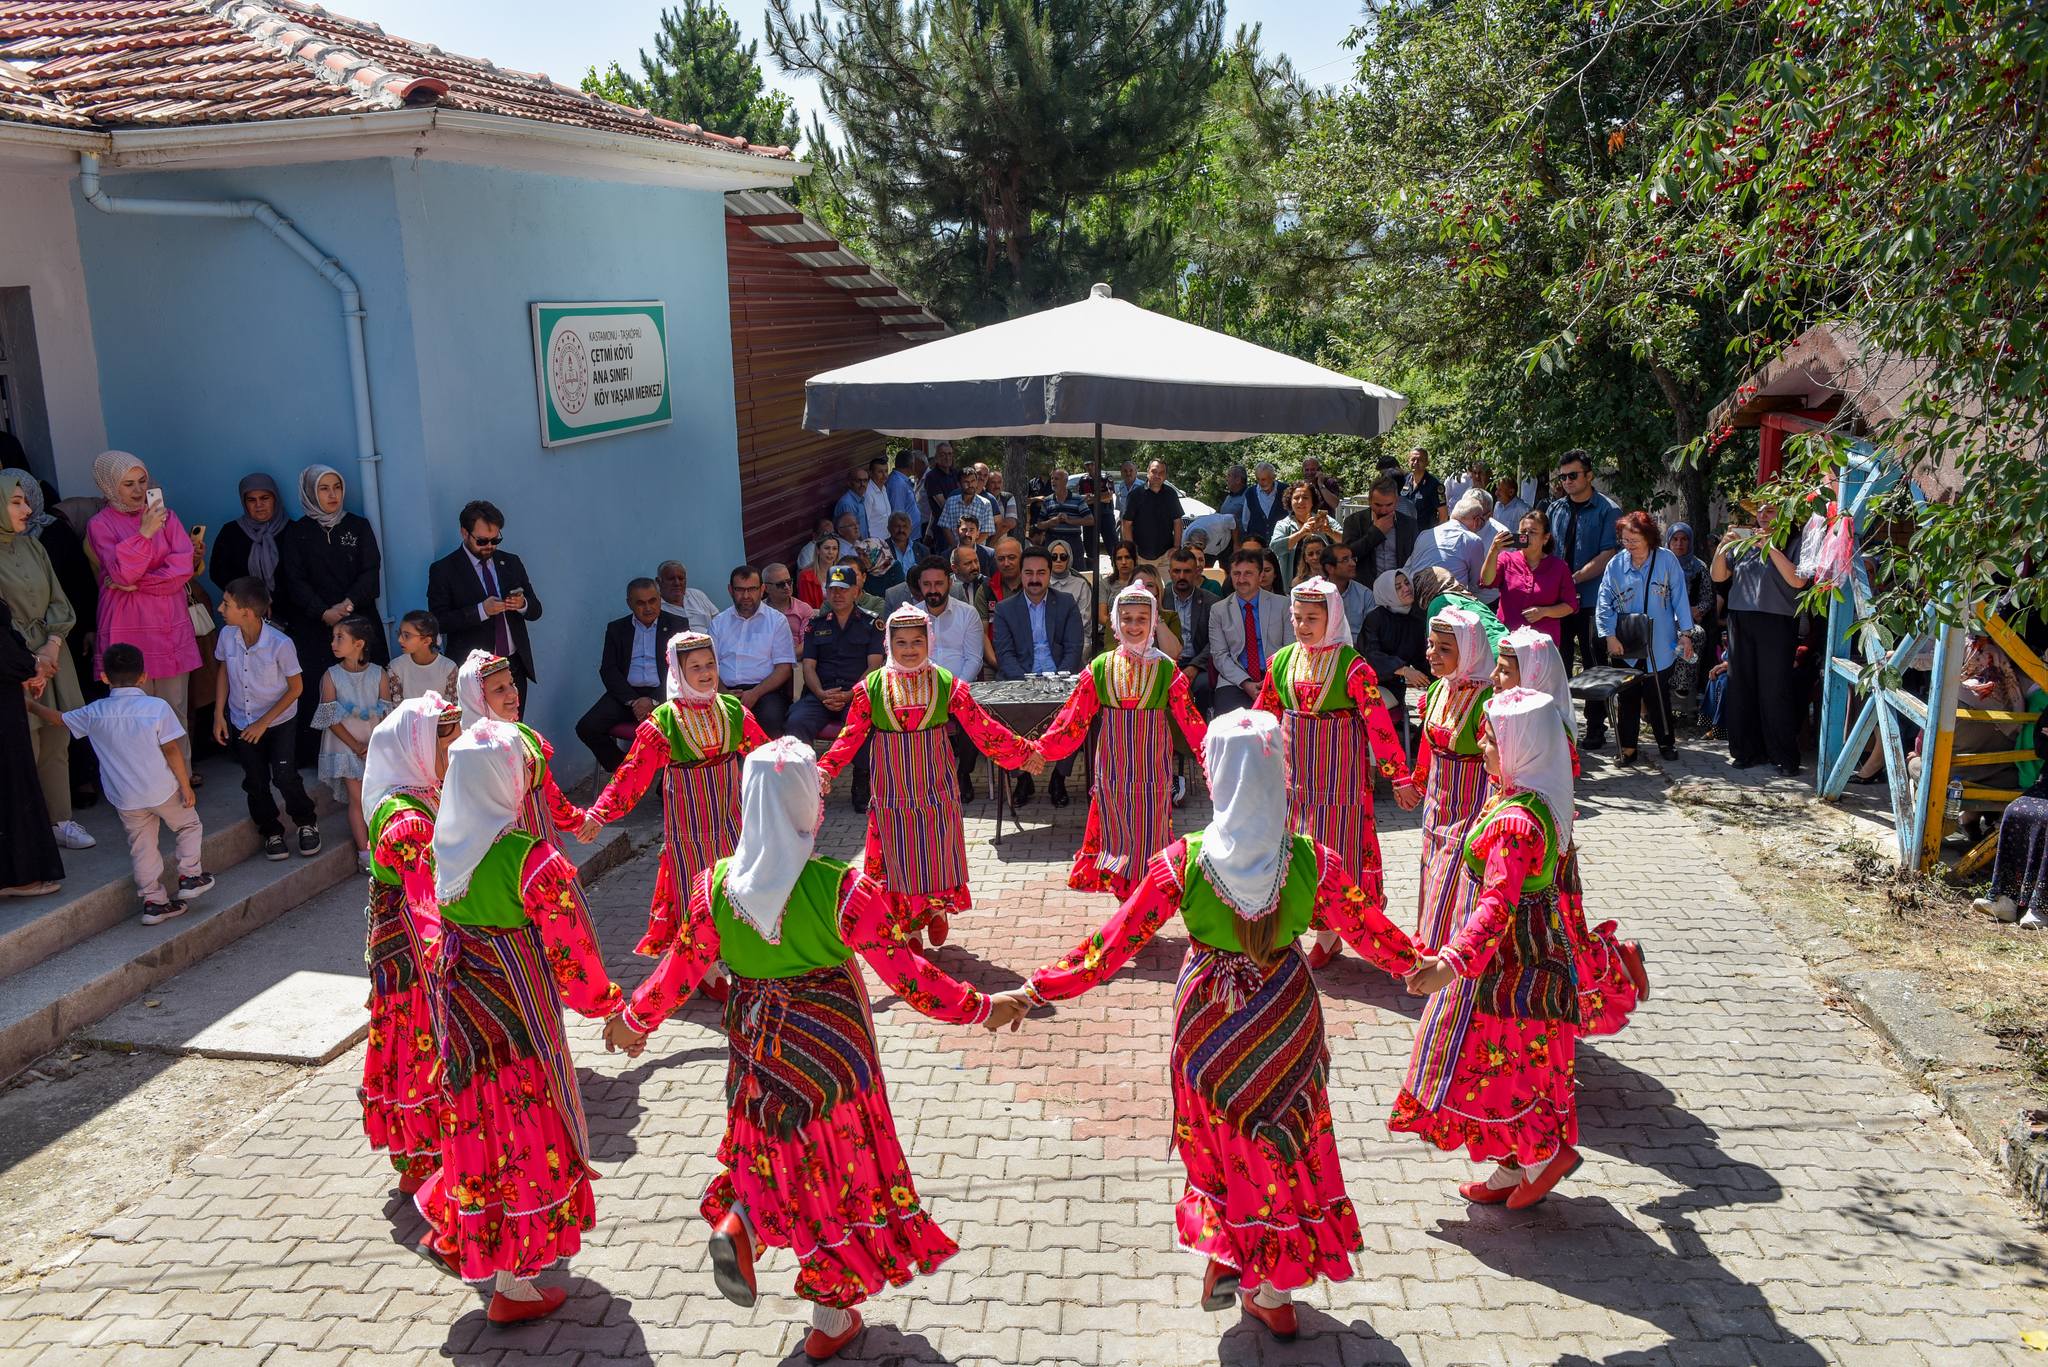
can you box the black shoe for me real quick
[176,873,216,899]
[958,769,975,803]
[297,825,323,857]
[1581,730,1608,752]
[139,900,188,926]
[1658,743,1679,761]
[1849,770,1885,786]
[1049,773,1070,808]
[1729,756,1761,770]
[851,774,870,815]
[1774,763,1802,777]
[263,834,289,861]
[1011,772,1035,807]
[1616,748,1639,767]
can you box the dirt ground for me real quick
[0,1047,306,1284]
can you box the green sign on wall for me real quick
[530,301,672,448]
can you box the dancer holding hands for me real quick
[453,648,588,847]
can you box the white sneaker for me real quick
[2022,910,2046,930]
[51,820,97,850]
[1974,895,2020,923]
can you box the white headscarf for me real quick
[1111,582,1168,662]
[1430,606,1494,683]
[1290,575,1350,650]
[298,464,346,531]
[432,720,531,902]
[1502,627,1575,749]
[666,631,717,703]
[455,649,508,728]
[1371,568,1411,615]
[360,692,450,822]
[722,738,825,941]
[1197,709,1291,919]
[1486,687,1575,849]
[92,450,148,511]
[883,603,932,674]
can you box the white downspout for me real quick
[77,152,393,645]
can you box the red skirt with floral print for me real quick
[1387,1012,1578,1167]
[360,881,441,1170]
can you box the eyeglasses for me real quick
[470,535,503,547]
[764,578,792,587]
[1559,471,1587,483]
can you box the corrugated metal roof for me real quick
[0,0,794,159]
[725,187,946,336]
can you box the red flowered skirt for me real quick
[1388,1013,1578,1167]
[1067,803,1153,898]
[1571,920,1640,1037]
[415,1057,596,1282]
[360,882,440,1173]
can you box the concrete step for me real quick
[0,755,341,976]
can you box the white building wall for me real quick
[0,165,107,488]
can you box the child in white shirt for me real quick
[384,609,457,703]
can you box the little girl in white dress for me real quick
[312,615,390,870]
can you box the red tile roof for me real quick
[0,0,794,158]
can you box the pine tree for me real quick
[581,2,801,151]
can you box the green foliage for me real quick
[1593,0,2048,634]
[580,2,801,151]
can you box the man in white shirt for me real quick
[1444,458,1491,518]
[1491,474,1534,533]
[1180,511,1239,566]
[862,456,894,541]
[708,565,794,735]
[1405,491,1493,600]
[1328,544,1370,638]
[656,560,718,632]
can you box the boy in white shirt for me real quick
[28,643,213,925]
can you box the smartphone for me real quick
[1510,533,1528,550]
[145,487,165,513]
[189,523,207,544]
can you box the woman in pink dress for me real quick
[1479,509,1577,648]
[357,692,459,1193]
[605,739,1025,1362]
[414,721,625,1325]
[1035,584,1208,897]
[1392,688,1586,1209]
[988,711,1421,1340]
[84,451,200,748]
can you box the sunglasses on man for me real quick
[471,535,503,547]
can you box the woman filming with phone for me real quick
[85,452,201,765]
[1481,510,1576,650]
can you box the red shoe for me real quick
[1238,1292,1299,1340]
[803,1309,863,1361]
[1617,940,1650,1001]
[708,1212,757,1307]
[1305,940,1338,971]
[926,914,949,948]
[1506,1144,1582,1210]
[487,1284,566,1324]
[701,975,731,1006]
[1458,1175,1517,1204]
[1198,1257,1241,1311]
[417,1232,459,1272]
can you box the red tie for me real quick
[1241,598,1264,682]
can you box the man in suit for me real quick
[574,577,680,771]
[1163,549,1215,713]
[991,544,1083,807]
[426,499,544,712]
[1342,473,1420,588]
[1210,548,1294,714]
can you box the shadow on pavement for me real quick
[1218,1304,1414,1364]
[445,1273,655,1365]
[781,1319,959,1365]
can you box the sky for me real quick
[372,1,1368,142]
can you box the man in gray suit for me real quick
[991,543,1083,807]
[1209,548,1294,714]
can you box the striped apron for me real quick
[1404,749,1492,1108]
[1172,944,1327,1165]
[664,753,742,890]
[1094,705,1173,883]
[724,962,881,1138]
[868,725,969,895]
[1283,709,1374,883]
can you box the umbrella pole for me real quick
[1089,423,1105,656]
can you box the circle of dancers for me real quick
[352,578,1650,1359]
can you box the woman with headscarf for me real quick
[1492,629,1647,1034]
[585,631,770,970]
[1406,565,1506,652]
[817,604,1040,947]
[84,451,201,757]
[606,739,1019,1363]
[280,464,385,761]
[357,692,460,1195]
[0,591,64,896]
[1396,608,1497,951]
[1362,568,1430,748]
[210,473,291,608]
[452,649,590,849]
[2,466,99,808]
[987,710,1421,1339]
[1034,584,1209,897]
[0,471,91,849]
[1392,688,1586,1209]
[414,721,625,1325]
[1254,577,1420,969]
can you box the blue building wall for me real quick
[74,154,751,778]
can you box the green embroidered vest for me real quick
[439,831,541,928]
[1424,679,1491,754]
[1459,793,1561,893]
[710,857,855,979]
[1271,643,1358,714]
[513,723,550,787]
[651,695,745,764]
[1088,652,1173,708]
[863,666,954,732]
[1179,833,1318,951]
[367,793,434,887]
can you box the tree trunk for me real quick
[1650,361,1717,536]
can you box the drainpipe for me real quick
[78,152,393,644]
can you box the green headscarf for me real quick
[0,471,82,711]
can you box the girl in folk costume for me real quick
[1392,688,1587,1209]
[1398,608,1497,952]
[987,711,1422,1340]
[1035,583,1208,897]
[453,648,588,847]
[358,692,461,1195]
[585,632,769,978]
[1492,628,1648,1034]
[1253,576,1422,969]
[605,740,1026,1363]
[818,604,1040,946]
[414,721,625,1325]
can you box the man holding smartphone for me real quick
[426,499,544,713]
